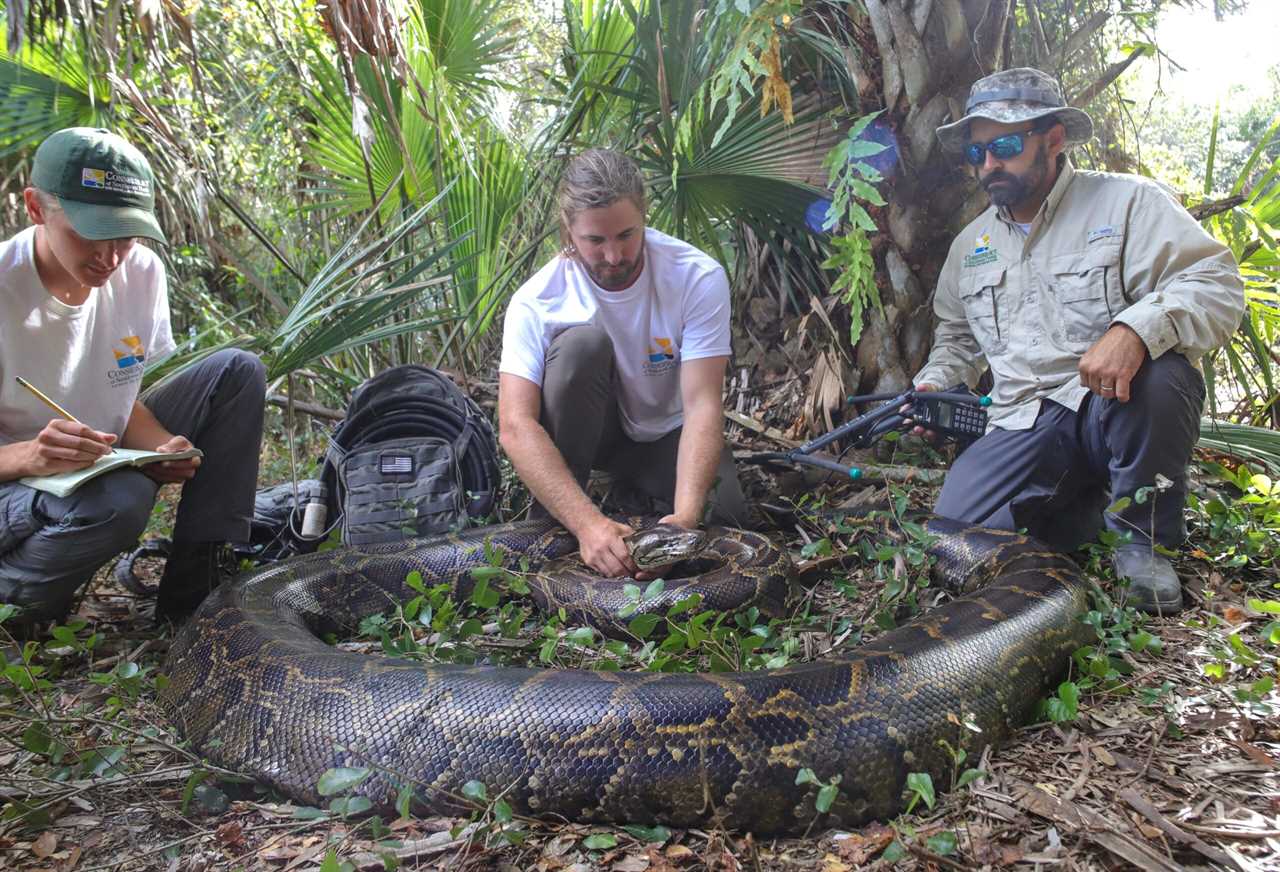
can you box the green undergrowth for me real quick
[342,484,946,676]
[347,556,812,675]
[1,466,1277,867]
[1038,459,1279,729]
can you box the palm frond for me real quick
[301,38,434,218]
[268,179,464,380]
[1199,419,1280,473]
[651,95,837,266]
[414,0,520,97]
[0,35,109,157]
[541,0,640,148]
[441,129,529,333]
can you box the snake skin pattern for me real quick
[159,517,1092,834]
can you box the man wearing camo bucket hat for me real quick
[910,68,1244,615]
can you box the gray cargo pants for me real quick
[0,349,266,621]
[935,352,1205,551]
[532,325,747,527]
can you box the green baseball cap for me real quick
[30,127,166,244]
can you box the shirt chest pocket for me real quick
[957,265,1009,353]
[1046,242,1124,347]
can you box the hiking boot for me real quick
[1,609,44,657]
[1113,544,1183,615]
[156,542,233,624]
[1,598,73,646]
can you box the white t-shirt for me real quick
[499,227,731,441]
[0,226,176,444]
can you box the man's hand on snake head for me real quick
[577,517,639,578]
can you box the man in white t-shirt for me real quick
[499,149,746,577]
[0,128,266,631]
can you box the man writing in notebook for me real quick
[498,149,746,577]
[0,128,266,629]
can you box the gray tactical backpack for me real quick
[319,365,501,546]
[117,367,499,576]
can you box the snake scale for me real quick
[159,517,1092,834]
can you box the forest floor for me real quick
[1,406,1277,872]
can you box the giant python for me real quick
[159,517,1092,834]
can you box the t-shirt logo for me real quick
[107,336,146,388]
[642,337,677,376]
[648,337,675,363]
[113,336,146,368]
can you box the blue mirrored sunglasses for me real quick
[964,131,1037,166]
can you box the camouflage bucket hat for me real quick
[936,67,1094,154]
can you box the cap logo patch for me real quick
[80,167,150,196]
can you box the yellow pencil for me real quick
[14,376,116,454]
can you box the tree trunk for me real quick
[844,0,1016,395]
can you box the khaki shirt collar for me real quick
[994,157,1076,230]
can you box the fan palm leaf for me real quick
[302,39,436,218]
[1199,419,1280,473]
[548,1,842,268]
[654,95,834,256]
[303,0,519,219]
[266,176,467,380]
[441,129,529,334]
[0,32,111,157]
[415,0,520,98]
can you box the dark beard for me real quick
[586,260,640,289]
[981,143,1048,208]
[581,242,646,290]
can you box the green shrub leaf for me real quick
[317,767,371,796]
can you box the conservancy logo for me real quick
[642,337,677,375]
[963,231,999,268]
[107,337,146,387]
[81,167,150,196]
[113,336,146,368]
[648,337,675,363]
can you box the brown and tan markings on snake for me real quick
[159,517,1092,835]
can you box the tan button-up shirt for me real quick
[915,160,1245,430]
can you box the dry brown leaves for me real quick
[2,446,1277,871]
